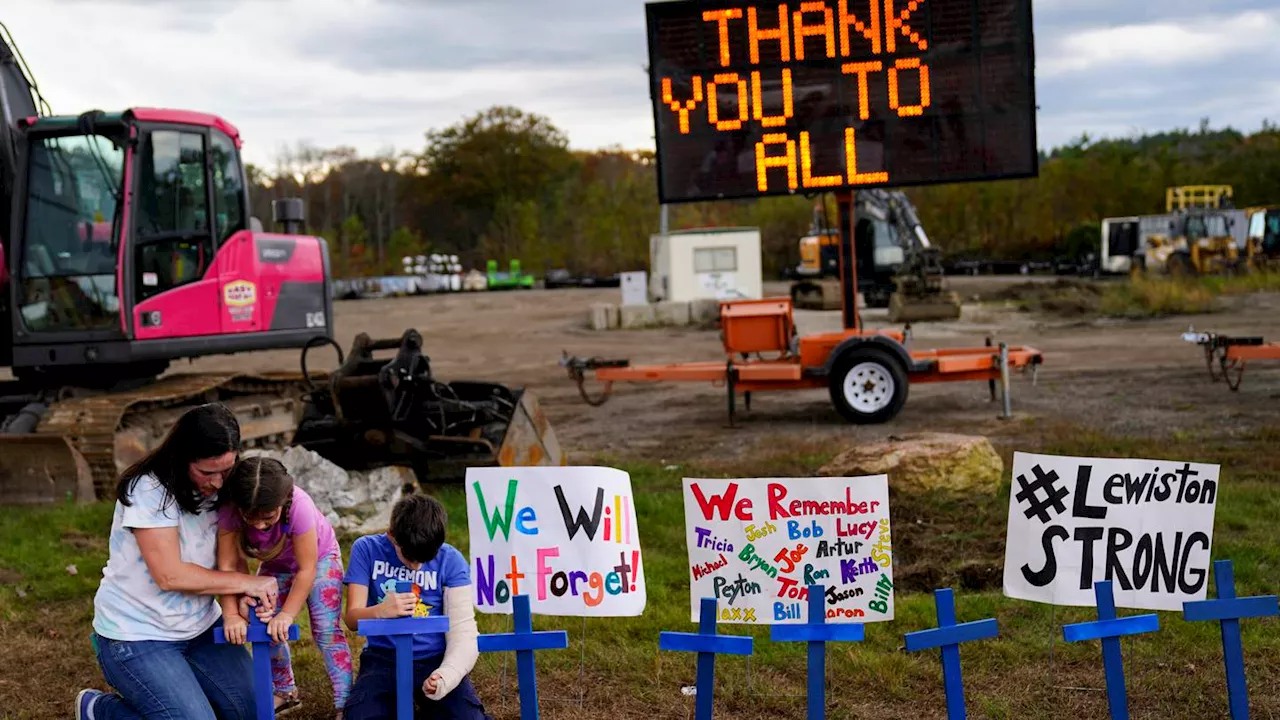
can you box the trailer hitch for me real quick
[1182,327,1265,391]
[560,353,629,407]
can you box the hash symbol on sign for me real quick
[1015,464,1068,523]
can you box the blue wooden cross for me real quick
[477,594,569,720]
[1182,559,1280,719]
[659,597,754,720]
[1062,580,1160,720]
[213,609,300,720]
[769,583,865,720]
[903,588,999,720]
[357,581,451,720]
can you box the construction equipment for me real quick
[1244,206,1280,272]
[1133,186,1245,277]
[565,191,1040,425]
[0,25,559,503]
[485,258,535,290]
[1182,328,1280,391]
[291,329,562,483]
[788,191,961,322]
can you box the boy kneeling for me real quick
[342,494,492,719]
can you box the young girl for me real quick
[217,457,353,718]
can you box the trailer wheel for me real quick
[828,347,908,424]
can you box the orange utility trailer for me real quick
[564,296,1042,424]
[1183,330,1280,390]
[563,191,1043,425]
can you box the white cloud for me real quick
[3,0,654,167]
[1040,10,1280,77]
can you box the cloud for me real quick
[4,0,1280,171]
[1039,10,1280,77]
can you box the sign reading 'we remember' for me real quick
[1002,452,1220,612]
[682,476,894,624]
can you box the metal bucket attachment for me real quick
[0,435,95,505]
[790,279,843,310]
[291,328,564,485]
[888,290,962,323]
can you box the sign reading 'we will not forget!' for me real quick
[466,467,646,616]
[645,0,1038,204]
[1003,452,1221,612]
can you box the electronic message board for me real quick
[645,0,1038,204]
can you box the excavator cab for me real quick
[5,109,334,384]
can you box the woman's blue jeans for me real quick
[91,625,256,719]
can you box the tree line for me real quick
[245,107,1280,279]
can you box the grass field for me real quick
[2,425,1279,719]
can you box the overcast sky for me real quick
[5,0,1279,168]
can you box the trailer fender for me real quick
[820,335,917,376]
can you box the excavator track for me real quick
[30,372,316,497]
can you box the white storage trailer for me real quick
[648,228,763,303]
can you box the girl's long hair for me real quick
[116,402,241,515]
[223,456,295,563]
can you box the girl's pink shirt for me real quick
[217,486,340,574]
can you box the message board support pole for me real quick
[1062,581,1159,720]
[358,614,451,720]
[904,588,999,720]
[659,597,754,720]
[769,583,865,720]
[1182,559,1280,719]
[213,611,300,720]
[837,191,859,331]
[477,594,570,720]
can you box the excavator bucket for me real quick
[290,329,563,485]
[790,279,844,310]
[494,388,563,467]
[0,435,95,505]
[888,289,963,323]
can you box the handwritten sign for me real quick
[682,476,893,624]
[466,467,646,616]
[645,0,1038,203]
[1003,452,1220,612]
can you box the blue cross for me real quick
[903,588,999,720]
[477,594,569,720]
[213,609,300,720]
[1062,580,1160,720]
[1182,559,1280,719]
[358,581,451,720]
[659,597,754,720]
[769,583,865,720]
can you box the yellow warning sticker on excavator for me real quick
[223,280,257,307]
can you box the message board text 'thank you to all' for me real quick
[645,0,1038,203]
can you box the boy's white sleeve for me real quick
[424,584,480,700]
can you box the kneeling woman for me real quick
[76,403,282,719]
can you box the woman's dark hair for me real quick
[224,456,295,562]
[116,402,241,515]
[389,493,447,564]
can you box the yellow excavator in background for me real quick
[788,191,961,322]
[1245,205,1280,271]
[1133,185,1244,277]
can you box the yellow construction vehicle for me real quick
[1245,206,1280,272]
[1133,186,1244,277]
[788,191,960,322]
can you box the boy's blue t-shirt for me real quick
[343,533,470,657]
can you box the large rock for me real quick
[244,447,416,534]
[818,433,1003,495]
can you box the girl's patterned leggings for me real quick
[265,552,354,708]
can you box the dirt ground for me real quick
[177,275,1280,464]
